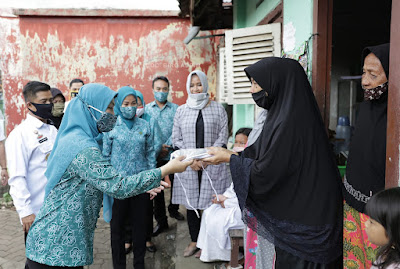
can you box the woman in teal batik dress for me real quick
[25,83,191,269]
[103,86,156,269]
[135,89,163,252]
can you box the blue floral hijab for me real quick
[115,86,137,129]
[45,83,117,197]
[135,89,145,107]
[135,89,152,122]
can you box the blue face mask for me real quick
[87,105,117,133]
[120,106,137,119]
[154,91,168,103]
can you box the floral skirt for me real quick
[343,201,378,269]
[245,226,258,269]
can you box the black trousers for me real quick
[26,259,83,269]
[25,232,29,269]
[152,160,179,226]
[111,193,149,269]
[187,209,201,242]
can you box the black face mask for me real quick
[28,103,54,120]
[252,89,274,110]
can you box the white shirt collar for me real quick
[26,113,46,129]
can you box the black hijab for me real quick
[343,43,389,213]
[242,57,342,263]
[49,87,65,129]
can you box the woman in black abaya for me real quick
[343,43,389,269]
[204,57,343,268]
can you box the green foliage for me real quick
[3,192,12,203]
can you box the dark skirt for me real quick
[26,259,83,269]
[275,247,343,269]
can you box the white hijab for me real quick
[186,70,209,110]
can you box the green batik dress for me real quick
[25,147,161,267]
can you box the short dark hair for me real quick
[235,128,252,138]
[23,81,51,102]
[69,78,84,88]
[366,187,400,268]
[152,76,170,88]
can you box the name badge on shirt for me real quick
[38,137,48,143]
[34,130,48,144]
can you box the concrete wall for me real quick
[282,0,313,54]
[0,13,219,133]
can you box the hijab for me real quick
[49,87,65,129]
[344,43,390,213]
[135,90,146,108]
[135,90,152,121]
[246,109,268,147]
[114,86,137,129]
[186,70,209,109]
[50,87,66,102]
[243,57,342,263]
[45,83,117,197]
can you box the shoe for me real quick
[169,210,185,221]
[152,223,169,237]
[146,244,157,253]
[183,245,200,257]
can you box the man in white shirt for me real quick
[6,81,57,237]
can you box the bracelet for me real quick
[1,168,7,170]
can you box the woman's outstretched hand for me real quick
[160,156,193,177]
[147,180,169,200]
[203,147,238,165]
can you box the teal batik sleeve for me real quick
[73,147,161,199]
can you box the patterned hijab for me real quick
[115,86,137,129]
[45,83,117,197]
[135,90,146,107]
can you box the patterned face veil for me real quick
[77,95,117,133]
[363,81,388,101]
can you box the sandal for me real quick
[194,249,202,258]
[183,244,200,257]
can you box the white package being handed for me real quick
[170,148,212,162]
[171,148,219,218]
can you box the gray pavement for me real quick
[0,189,218,269]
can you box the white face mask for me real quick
[186,93,209,110]
[232,146,245,153]
[136,107,144,117]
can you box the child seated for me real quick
[196,128,252,264]
[365,187,400,269]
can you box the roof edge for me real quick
[12,8,180,17]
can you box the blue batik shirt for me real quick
[103,116,157,173]
[145,101,178,161]
[141,113,163,160]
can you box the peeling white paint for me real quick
[0,16,219,131]
[283,22,296,53]
[174,90,185,99]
